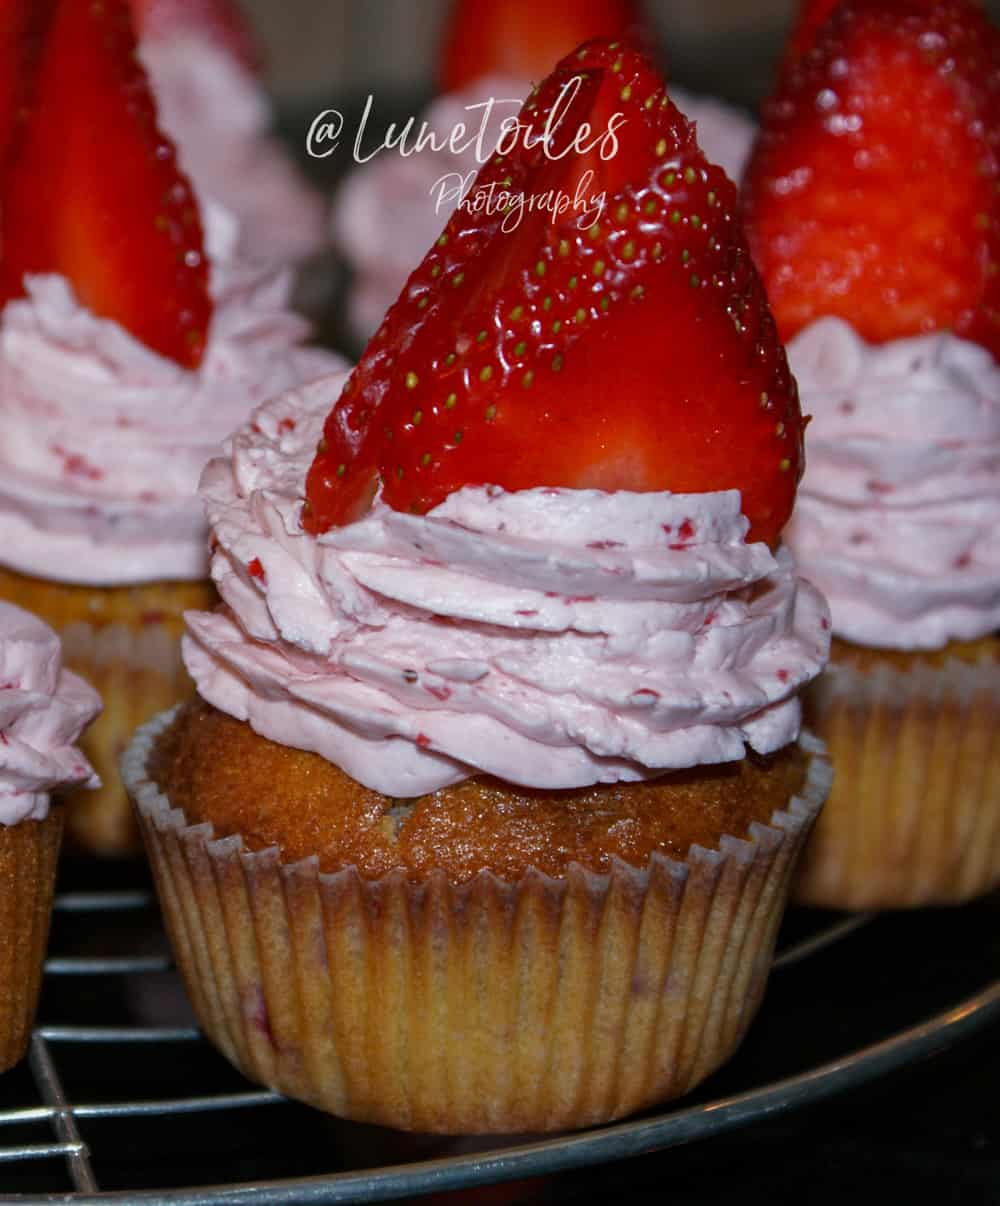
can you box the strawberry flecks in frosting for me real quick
[0,205,345,586]
[52,447,104,482]
[0,602,101,825]
[333,78,757,342]
[182,379,830,798]
[785,317,1000,649]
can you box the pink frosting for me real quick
[182,376,830,797]
[334,79,758,342]
[785,317,1000,649]
[0,602,101,825]
[140,35,328,267]
[0,206,346,587]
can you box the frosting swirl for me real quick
[0,206,346,586]
[785,317,1000,649]
[183,376,830,797]
[0,601,101,825]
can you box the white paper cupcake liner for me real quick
[795,654,1000,909]
[124,710,829,1134]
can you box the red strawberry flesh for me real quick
[306,40,802,547]
[0,0,212,370]
[744,0,1000,357]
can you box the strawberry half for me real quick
[0,0,212,369]
[129,0,262,75]
[744,0,1000,357]
[439,0,646,93]
[305,40,801,547]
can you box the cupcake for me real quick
[0,0,345,855]
[333,0,755,343]
[744,0,1000,907]
[125,40,830,1133]
[132,0,329,268]
[0,601,101,1071]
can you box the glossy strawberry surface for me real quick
[306,41,802,547]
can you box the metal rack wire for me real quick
[2,888,278,1196]
[1,886,998,1204]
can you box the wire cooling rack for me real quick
[2,868,999,1204]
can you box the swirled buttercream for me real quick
[0,206,346,586]
[183,376,830,797]
[785,317,1000,649]
[0,602,101,825]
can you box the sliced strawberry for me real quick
[439,0,646,93]
[0,1,56,176]
[744,0,1000,357]
[305,40,801,547]
[129,0,262,75]
[0,0,212,369]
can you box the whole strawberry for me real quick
[306,40,802,547]
[744,0,1000,358]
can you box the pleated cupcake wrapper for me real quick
[56,621,197,857]
[795,654,1000,910]
[0,570,213,857]
[0,809,64,1073]
[124,710,830,1134]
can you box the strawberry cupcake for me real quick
[334,0,756,343]
[0,0,344,855]
[0,601,100,1071]
[744,0,1000,907]
[132,0,328,268]
[125,42,830,1133]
